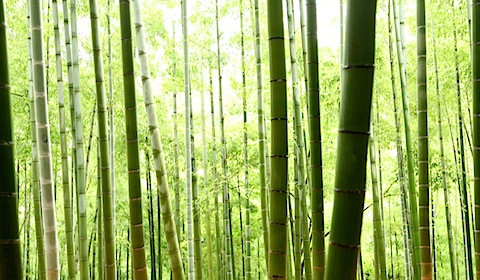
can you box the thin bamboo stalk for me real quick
[131,0,185,277]
[31,0,61,277]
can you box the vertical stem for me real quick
[472,0,480,276]
[392,0,421,277]
[215,0,234,277]
[96,148,104,280]
[70,0,89,276]
[250,0,268,269]
[266,0,288,277]
[181,0,195,278]
[210,68,222,279]
[305,0,325,277]
[432,21,457,280]
[324,0,377,278]
[131,0,185,277]
[201,71,214,280]
[453,2,473,278]
[88,0,116,276]
[369,128,387,280]
[286,0,306,278]
[31,0,61,277]
[146,151,157,280]
[52,0,76,277]
[0,0,22,277]
[416,0,432,277]
[239,0,251,277]
[119,0,148,278]
[27,2,46,278]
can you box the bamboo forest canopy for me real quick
[1,0,480,279]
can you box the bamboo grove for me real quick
[3,0,480,279]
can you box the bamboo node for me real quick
[269,250,286,255]
[338,129,369,136]
[270,189,288,194]
[342,64,375,69]
[0,192,16,198]
[269,78,287,83]
[0,140,14,146]
[127,168,140,173]
[0,239,20,245]
[270,154,288,158]
[329,240,360,249]
[333,188,365,194]
[131,223,144,228]
[268,36,285,41]
[270,117,288,121]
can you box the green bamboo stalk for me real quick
[25,183,31,280]
[61,0,77,233]
[171,23,181,247]
[472,0,480,276]
[298,0,308,98]
[117,243,121,279]
[126,230,130,279]
[287,195,294,280]
[190,85,202,280]
[239,0,251,277]
[452,3,474,278]
[107,0,116,237]
[432,22,456,279]
[324,0,377,278]
[85,105,97,188]
[27,3,46,278]
[431,194,437,280]
[266,0,288,277]
[201,70,214,280]
[173,91,181,244]
[224,184,234,279]
[209,69,222,279]
[388,2,412,277]
[286,0,305,278]
[305,0,325,277]
[340,0,343,67]
[369,127,387,280]
[181,0,195,277]
[51,0,75,277]
[215,0,234,277]
[131,1,185,278]
[91,209,98,280]
[156,167,163,280]
[392,0,421,277]
[118,0,148,278]
[0,1,22,277]
[416,0,432,277]
[145,151,156,280]
[445,104,470,279]
[87,0,116,277]
[97,148,104,280]
[394,43,413,280]
[31,0,61,277]
[301,125,312,280]
[250,0,268,269]
[70,0,89,276]
[237,180,246,280]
